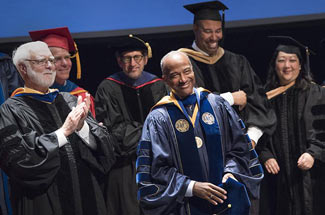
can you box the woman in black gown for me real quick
[257,37,325,215]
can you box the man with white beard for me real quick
[0,41,115,215]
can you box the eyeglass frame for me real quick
[120,55,144,64]
[24,57,56,66]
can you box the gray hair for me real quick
[12,41,49,69]
[160,50,192,75]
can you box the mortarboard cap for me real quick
[188,178,250,214]
[115,34,152,58]
[29,27,82,79]
[29,27,76,52]
[212,178,251,215]
[184,1,228,22]
[268,36,316,75]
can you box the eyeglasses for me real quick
[121,55,144,64]
[25,57,56,66]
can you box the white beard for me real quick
[26,65,56,90]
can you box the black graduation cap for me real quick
[268,36,316,74]
[114,34,152,58]
[184,1,228,23]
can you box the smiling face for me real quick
[22,48,56,92]
[162,52,195,99]
[117,50,148,80]
[275,51,301,85]
[193,20,223,56]
[50,47,72,85]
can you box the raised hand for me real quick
[76,94,90,131]
[61,94,90,136]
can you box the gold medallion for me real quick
[175,119,189,132]
[195,136,203,148]
[202,112,215,125]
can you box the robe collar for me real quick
[266,81,296,100]
[51,80,78,92]
[153,87,210,108]
[108,71,158,88]
[11,87,59,103]
[177,41,225,65]
[153,87,210,127]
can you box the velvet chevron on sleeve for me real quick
[137,88,263,215]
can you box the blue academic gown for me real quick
[0,53,18,215]
[136,88,263,215]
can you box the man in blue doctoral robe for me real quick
[136,51,263,215]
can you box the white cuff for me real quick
[220,92,234,106]
[76,122,97,150]
[185,180,196,197]
[55,128,68,148]
[247,126,263,144]
[76,122,89,141]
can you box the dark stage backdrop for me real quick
[73,18,325,95]
[1,19,325,95]
[1,0,325,95]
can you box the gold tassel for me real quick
[72,42,82,79]
[129,34,152,58]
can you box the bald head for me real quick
[160,51,192,76]
[161,51,195,99]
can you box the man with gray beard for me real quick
[0,41,115,215]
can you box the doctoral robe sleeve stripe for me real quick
[249,164,264,177]
[313,119,325,130]
[244,134,251,144]
[238,119,246,130]
[136,156,151,169]
[136,172,151,183]
[316,133,325,142]
[137,141,151,152]
[245,134,254,151]
[248,148,264,177]
[248,146,264,178]
[0,94,110,214]
[311,104,325,115]
[250,149,258,160]
[138,184,159,199]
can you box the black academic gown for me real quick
[186,48,276,135]
[95,71,168,215]
[257,83,325,215]
[0,92,115,215]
